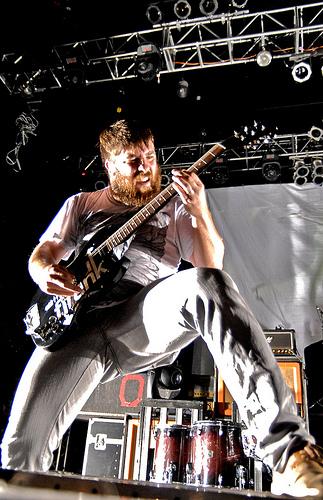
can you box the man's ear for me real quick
[104,160,110,175]
[104,160,111,182]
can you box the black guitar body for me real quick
[24,224,131,348]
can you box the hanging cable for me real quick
[5,112,39,172]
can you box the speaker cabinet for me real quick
[80,372,152,417]
[216,357,306,419]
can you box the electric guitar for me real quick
[23,122,271,348]
[24,142,227,348]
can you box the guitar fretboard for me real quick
[94,142,225,256]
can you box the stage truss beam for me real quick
[1,2,323,94]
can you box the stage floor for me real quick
[0,469,291,500]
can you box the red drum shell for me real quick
[188,419,245,487]
[152,424,190,483]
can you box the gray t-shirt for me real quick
[39,187,194,304]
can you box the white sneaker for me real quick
[271,443,323,497]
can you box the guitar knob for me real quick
[48,316,60,333]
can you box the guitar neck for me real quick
[95,142,225,256]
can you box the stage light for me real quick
[174,0,191,20]
[65,67,85,87]
[94,179,107,190]
[161,170,171,187]
[146,3,162,24]
[261,154,281,182]
[199,0,218,16]
[256,48,272,67]
[308,126,323,142]
[154,366,183,399]
[293,159,310,185]
[135,43,161,82]
[292,61,312,83]
[209,160,229,186]
[231,0,248,8]
[177,78,189,98]
[312,159,323,186]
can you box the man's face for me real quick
[106,139,161,207]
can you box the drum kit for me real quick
[150,419,250,489]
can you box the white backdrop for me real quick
[207,183,323,359]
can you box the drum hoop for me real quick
[192,419,242,428]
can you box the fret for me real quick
[158,194,167,202]
[119,228,129,238]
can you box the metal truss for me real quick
[78,130,323,189]
[1,2,323,95]
[156,131,323,185]
[157,131,323,168]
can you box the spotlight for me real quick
[154,366,183,399]
[211,167,229,185]
[231,0,248,8]
[308,126,323,142]
[293,159,310,185]
[262,154,281,182]
[174,0,191,20]
[199,0,218,16]
[312,159,323,186]
[177,78,189,98]
[135,43,161,82]
[210,159,229,186]
[256,49,272,68]
[146,3,162,24]
[61,65,85,88]
[292,61,312,83]
[161,170,171,187]
[94,179,107,190]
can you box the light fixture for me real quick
[262,154,281,182]
[154,366,183,399]
[135,43,161,82]
[292,60,312,83]
[16,70,43,97]
[256,48,272,68]
[174,0,191,20]
[199,0,218,16]
[161,170,171,187]
[312,159,323,186]
[209,158,229,186]
[308,126,323,142]
[293,159,310,185]
[94,179,107,190]
[177,78,189,98]
[146,3,162,24]
[64,66,85,87]
[231,0,248,8]
[210,167,229,185]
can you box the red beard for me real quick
[109,169,162,207]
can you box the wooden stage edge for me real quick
[0,468,291,500]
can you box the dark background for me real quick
[0,0,323,446]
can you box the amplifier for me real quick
[217,358,305,419]
[80,372,153,417]
[263,330,296,356]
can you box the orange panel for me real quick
[216,360,303,417]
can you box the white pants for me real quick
[1,268,313,472]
